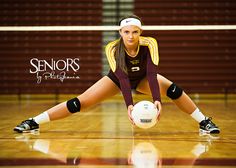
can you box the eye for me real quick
[133,31,139,34]
[124,30,129,34]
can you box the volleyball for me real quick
[131,101,159,129]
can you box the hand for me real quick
[154,100,162,121]
[127,105,135,125]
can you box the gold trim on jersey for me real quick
[139,36,159,66]
[105,39,118,72]
[125,45,140,58]
[105,36,159,72]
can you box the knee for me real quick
[166,83,183,100]
[66,97,81,113]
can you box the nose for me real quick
[129,33,134,39]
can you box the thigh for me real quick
[136,74,172,96]
[78,76,120,110]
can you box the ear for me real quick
[139,29,143,35]
[119,29,123,37]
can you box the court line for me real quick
[0,158,235,166]
[0,25,236,31]
[3,137,235,144]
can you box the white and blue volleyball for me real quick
[132,101,159,129]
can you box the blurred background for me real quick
[0,0,236,98]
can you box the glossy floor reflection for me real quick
[0,95,236,167]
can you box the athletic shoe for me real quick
[199,117,220,134]
[14,118,39,133]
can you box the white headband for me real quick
[119,18,142,29]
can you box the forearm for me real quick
[147,72,161,102]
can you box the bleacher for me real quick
[135,0,236,93]
[0,0,235,95]
[0,0,103,94]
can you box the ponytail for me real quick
[114,38,127,74]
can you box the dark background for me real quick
[0,0,235,94]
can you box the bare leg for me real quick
[136,74,197,114]
[47,76,120,120]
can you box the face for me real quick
[119,25,142,48]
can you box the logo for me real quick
[73,101,78,108]
[126,20,131,23]
[172,86,176,92]
[29,58,80,84]
[131,67,140,72]
[130,60,140,65]
[140,119,152,123]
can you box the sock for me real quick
[190,108,206,123]
[33,112,50,125]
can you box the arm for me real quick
[147,54,162,115]
[114,68,133,108]
[105,40,134,108]
[146,53,161,103]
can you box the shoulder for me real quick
[139,36,159,65]
[105,39,118,54]
[105,39,119,72]
[139,36,158,47]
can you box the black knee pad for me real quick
[167,83,183,100]
[66,97,81,113]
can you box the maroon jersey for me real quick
[106,36,161,107]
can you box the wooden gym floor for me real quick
[0,94,236,168]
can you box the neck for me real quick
[125,44,139,57]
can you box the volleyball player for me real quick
[14,15,220,134]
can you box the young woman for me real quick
[14,15,220,134]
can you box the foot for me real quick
[199,117,220,134]
[14,118,39,133]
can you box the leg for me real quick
[136,74,196,114]
[14,76,120,132]
[78,76,120,111]
[46,76,120,120]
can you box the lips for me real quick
[128,39,134,43]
